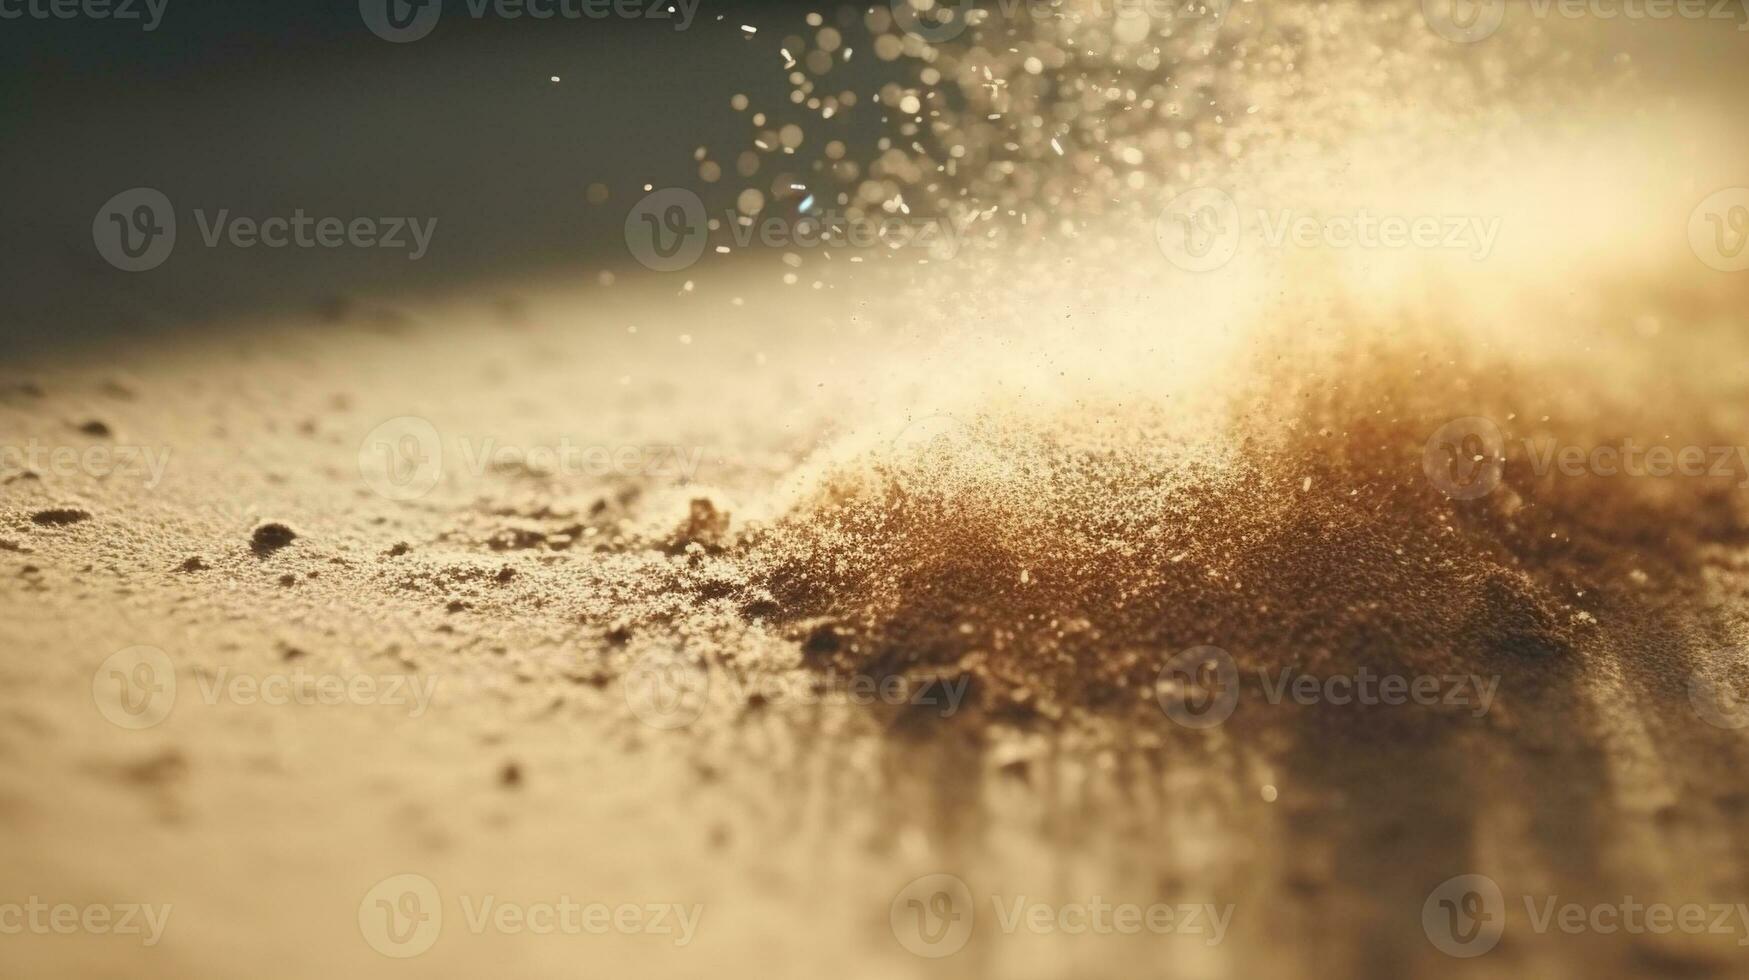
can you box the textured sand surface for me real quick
[5,251,1749,978]
[7,4,1749,979]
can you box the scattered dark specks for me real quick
[386,542,410,557]
[250,522,298,555]
[499,762,523,788]
[179,556,209,573]
[495,566,516,584]
[76,419,113,438]
[32,508,91,527]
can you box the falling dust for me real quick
[638,0,1749,724]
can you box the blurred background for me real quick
[6,1,1749,354]
[1,0,890,351]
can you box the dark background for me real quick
[0,0,877,350]
[7,2,1749,355]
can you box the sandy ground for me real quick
[6,5,1749,980]
[4,253,1749,979]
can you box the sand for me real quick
[6,3,1749,978]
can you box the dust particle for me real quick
[31,508,91,526]
[250,522,298,555]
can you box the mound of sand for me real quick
[716,303,1749,722]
